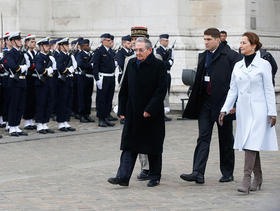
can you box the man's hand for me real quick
[120,115,125,120]
[218,112,226,126]
[268,116,276,127]
[96,79,102,90]
[143,112,151,118]
[229,107,236,114]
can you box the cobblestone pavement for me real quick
[0,112,279,211]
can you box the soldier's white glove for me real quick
[164,107,170,114]
[68,66,75,74]
[71,55,77,69]
[96,79,102,90]
[168,59,173,66]
[49,56,57,70]
[20,65,28,73]
[115,61,118,67]
[47,67,53,76]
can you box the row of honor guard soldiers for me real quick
[0,27,175,137]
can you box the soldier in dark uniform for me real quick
[71,38,84,120]
[34,37,56,134]
[49,39,59,121]
[56,38,76,132]
[76,39,95,123]
[5,32,29,136]
[0,32,11,130]
[23,34,37,130]
[92,33,117,127]
[116,35,133,84]
[156,34,174,121]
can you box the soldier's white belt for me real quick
[9,75,25,79]
[85,74,94,78]
[99,72,115,77]
[0,72,9,77]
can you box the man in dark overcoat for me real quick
[108,37,167,187]
[180,28,242,184]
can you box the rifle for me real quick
[167,40,176,59]
[154,40,159,49]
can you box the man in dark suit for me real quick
[180,28,242,184]
[92,33,116,127]
[107,37,167,187]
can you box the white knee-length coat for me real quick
[221,51,278,151]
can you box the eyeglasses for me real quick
[134,48,147,53]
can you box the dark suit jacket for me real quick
[183,43,242,121]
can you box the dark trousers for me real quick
[72,74,78,114]
[23,76,36,120]
[56,78,72,123]
[77,75,93,116]
[116,151,162,181]
[192,99,234,177]
[96,76,115,119]
[2,85,10,122]
[8,80,26,127]
[167,73,171,94]
[49,76,58,116]
[34,80,51,124]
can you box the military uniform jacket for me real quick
[56,51,72,76]
[6,47,28,87]
[34,52,52,84]
[116,48,134,71]
[26,50,36,75]
[92,45,115,81]
[76,50,93,74]
[156,46,172,70]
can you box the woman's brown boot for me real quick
[238,150,256,194]
[250,152,263,191]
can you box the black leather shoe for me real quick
[18,131,28,136]
[180,172,205,184]
[32,125,37,130]
[120,119,125,125]
[106,115,118,121]
[107,177,129,186]
[86,116,95,122]
[66,127,76,132]
[24,125,35,130]
[137,170,150,181]
[105,120,115,127]
[0,134,2,138]
[147,180,160,187]
[0,123,6,128]
[98,120,108,127]
[10,132,19,137]
[219,175,234,183]
[38,129,47,134]
[164,115,172,121]
[75,114,81,120]
[45,129,55,134]
[80,116,89,123]
[59,127,68,132]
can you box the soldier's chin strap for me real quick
[12,40,21,50]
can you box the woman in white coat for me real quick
[219,32,278,194]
